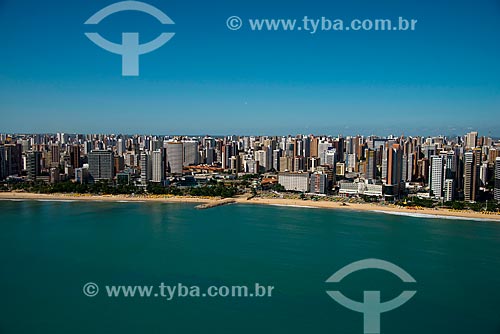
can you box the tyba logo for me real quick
[84,1,175,76]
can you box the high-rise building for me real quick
[309,137,319,158]
[4,143,22,177]
[117,138,125,156]
[444,179,454,202]
[463,152,477,202]
[151,149,165,183]
[229,155,241,173]
[0,146,5,181]
[244,159,259,174]
[365,149,377,180]
[140,152,152,184]
[309,173,328,194]
[429,155,445,198]
[293,156,305,172]
[88,150,114,182]
[495,157,500,202]
[70,144,80,168]
[387,144,403,187]
[279,156,293,172]
[465,131,478,149]
[50,144,60,167]
[183,140,199,166]
[255,150,268,172]
[445,151,456,180]
[26,151,42,181]
[272,149,281,171]
[324,149,337,169]
[405,152,414,182]
[167,142,183,175]
[346,153,357,173]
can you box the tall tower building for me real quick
[4,143,22,177]
[365,149,377,180]
[0,146,5,181]
[26,151,42,181]
[151,149,165,183]
[444,179,455,202]
[387,144,403,187]
[70,144,80,168]
[429,155,445,198]
[495,157,500,202]
[140,152,152,184]
[309,136,319,158]
[88,150,114,182]
[183,140,199,166]
[463,152,477,202]
[166,142,183,175]
[465,131,478,149]
[445,151,456,179]
[50,144,60,167]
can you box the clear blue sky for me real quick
[1,0,499,136]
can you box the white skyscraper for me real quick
[151,150,164,183]
[140,152,152,184]
[430,155,445,198]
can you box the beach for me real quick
[1,191,499,221]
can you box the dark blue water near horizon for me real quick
[0,200,499,334]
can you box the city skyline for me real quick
[2,129,499,205]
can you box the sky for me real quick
[0,0,499,136]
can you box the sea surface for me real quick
[1,200,500,334]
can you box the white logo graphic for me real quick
[84,1,175,76]
[326,259,417,334]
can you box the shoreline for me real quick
[1,192,499,222]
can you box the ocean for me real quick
[0,200,499,333]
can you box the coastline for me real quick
[1,192,499,222]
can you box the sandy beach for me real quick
[0,192,499,221]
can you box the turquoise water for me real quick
[1,200,500,333]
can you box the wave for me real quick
[373,210,499,222]
[268,204,317,209]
